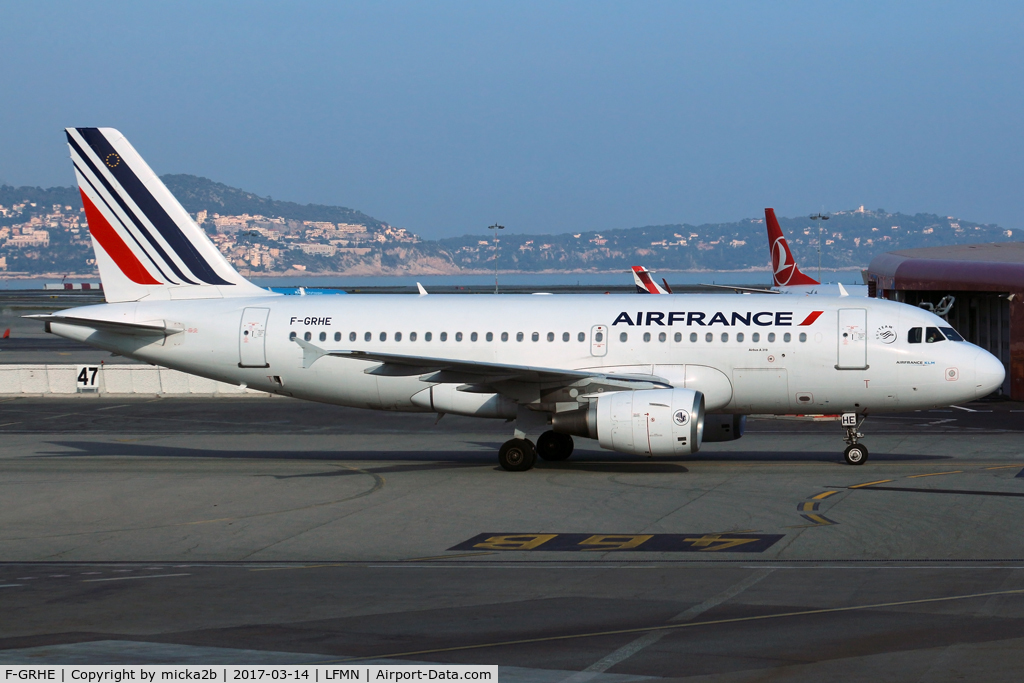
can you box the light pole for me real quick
[488,223,504,294]
[810,212,830,283]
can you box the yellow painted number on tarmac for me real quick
[578,534,653,551]
[473,534,557,550]
[684,534,760,552]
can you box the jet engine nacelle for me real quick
[552,388,705,456]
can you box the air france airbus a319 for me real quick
[35,128,1005,470]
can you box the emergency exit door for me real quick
[590,325,608,356]
[239,307,270,368]
[837,308,867,369]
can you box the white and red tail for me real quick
[632,266,671,294]
[765,208,819,287]
[65,127,267,303]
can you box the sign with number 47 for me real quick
[76,365,100,392]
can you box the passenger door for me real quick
[837,308,868,370]
[239,307,270,368]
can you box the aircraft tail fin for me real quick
[632,266,669,294]
[765,208,819,287]
[65,127,270,303]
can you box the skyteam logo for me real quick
[673,410,690,426]
[875,325,897,344]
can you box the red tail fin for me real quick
[765,208,819,286]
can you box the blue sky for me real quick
[1,2,1022,239]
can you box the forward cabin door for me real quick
[837,308,868,370]
[239,307,270,368]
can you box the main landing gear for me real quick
[841,413,868,466]
[498,431,575,471]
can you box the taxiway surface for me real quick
[2,396,1024,680]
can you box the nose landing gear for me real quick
[841,413,868,465]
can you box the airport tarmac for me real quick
[2,396,1024,679]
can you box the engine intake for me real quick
[552,388,705,456]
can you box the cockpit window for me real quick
[908,327,922,343]
[939,326,964,342]
[925,327,945,343]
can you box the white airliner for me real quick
[35,128,1004,470]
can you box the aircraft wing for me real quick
[700,283,780,295]
[295,339,672,393]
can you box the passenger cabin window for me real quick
[752,332,760,343]
[516,332,524,342]
[425,332,433,341]
[767,332,776,342]
[501,332,508,342]
[578,332,585,342]
[674,332,682,342]
[619,332,628,342]
[659,332,667,342]
[364,332,371,342]
[721,333,729,342]
[395,332,402,341]
[319,332,327,342]
[563,332,570,342]
[470,332,477,341]
[289,331,297,341]
[334,332,341,342]
[595,331,604,342]
[925,327,945,343]
[349,332,357,342]
[380,332,387,342]
[532,332,540,342]
[547,332,554,342]
[737,332,745,342]
[705,332,713,342]
[486,332,493,341]
[908,327,922,344]
[410,332,417,341]
[783,332,791,342]
[690,332,698,342]
[643,332,651,342]
[455,332,463,342]
[940,326,964,341]
[440,332,448,341]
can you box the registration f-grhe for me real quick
[36,128,1006,469]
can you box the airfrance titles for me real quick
[612,310,823,327]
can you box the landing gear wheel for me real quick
[536,431,574,461]
[499,438,537,472]
[844,444,868,466]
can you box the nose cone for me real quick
[974,350,1005,398]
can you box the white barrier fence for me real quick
[0,364,272,396]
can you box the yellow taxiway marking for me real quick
[800,514,837,526]
[907,471,963,478]
[810,491,839,500]
[322,588,1024,662]
[403,552,497,562]
[983,465,1024,470]
[797,502,818,512]
[849,480,893,489]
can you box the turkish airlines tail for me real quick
[632,266,670,294]
[765,208,819,287]
[65,127,268,303]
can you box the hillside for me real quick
[0,175,1016,277]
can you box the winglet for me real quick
[417,282,428,296]
[765,208,820,287]
[838,282,849,297]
